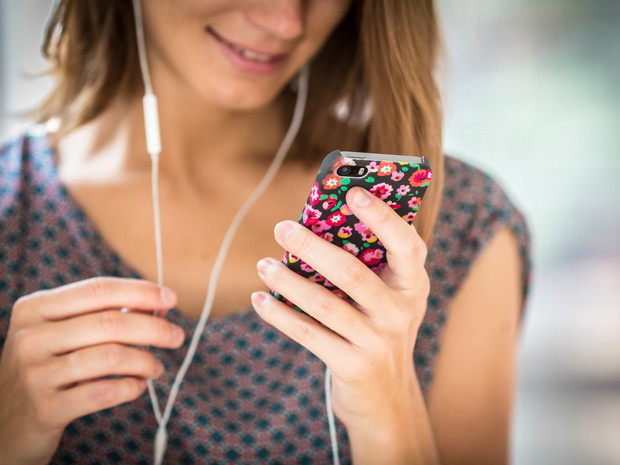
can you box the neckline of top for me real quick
[31,128,258,331]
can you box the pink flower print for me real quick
[300,260,315,273]
[370,262,388,274]
[387,200,401,210]
[302,205,321,226]
[391,171,404,182]
[322,198,338,210]
[408,169,432,187]
[337,226,353,238]
[311,220,332,233]
[396,184,410,196]
[369,182,393,200]
[408,196,422,209]
[286,252,300,264]
[309,182,322,206]
[353,221,369,235]
[360,248,384,266]
[343,243,359,256]
[377,161,396,176]
[354,221,378,243]
[327,211,347,227]
[402,211,417,223]
[319,232,334,243]
[323,277,335,287]
[339,204,354,215]
[322,174,342,190]
[367,161,380,173]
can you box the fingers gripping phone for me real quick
[271,150,432,311]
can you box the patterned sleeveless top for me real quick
[0,130,532,464]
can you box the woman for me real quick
[0,0,532,464]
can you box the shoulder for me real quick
[0,126,52,211]
[430,154,532,311]
[0,127,53,344]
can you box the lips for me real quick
[206,26,288,63]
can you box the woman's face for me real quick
[142,0,353,109]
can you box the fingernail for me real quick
[257,258,275,277]
[351,188,370,207]
[155,361,164,377]
[173,325,185,342]
[160,286,176,305]
[274,221,294,243]
[251,291,267,309]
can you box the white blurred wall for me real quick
[0,0,54,141]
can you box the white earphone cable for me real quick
[152,64,309,465]
[131,2,338,464]
[132,0,163,425]
[325,367,340,465]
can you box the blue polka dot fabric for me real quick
[0,129,532,464]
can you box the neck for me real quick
[56,72,294,187]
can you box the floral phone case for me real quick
[271,149,432,312]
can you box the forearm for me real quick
[347,372,441,465]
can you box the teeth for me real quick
[236,46,273,62]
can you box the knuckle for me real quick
[90,382,116,407]
[98,311,122,336]
[419,272,431,295]
[12,291,45,322]
[408,229,428,260]
[377,204,391,225]
[293,320,313,342]
[346,264,367,291]
[418,239,428,261]
[402,231,421,256]
[13,294,33,314]
[312,293,333,320]
[13,328,37,360]
[100,344,123,370]
[84,277,110,300]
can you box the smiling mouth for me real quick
[206,26,289,63]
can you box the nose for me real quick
[245,0,304,40]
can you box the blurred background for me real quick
[1,0,619,464]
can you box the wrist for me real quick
[347,417,420,465]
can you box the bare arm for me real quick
[428,224,523,465]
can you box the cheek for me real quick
[153,0,238,19]
[142,0,240,62]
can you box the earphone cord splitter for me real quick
[131,2,339,464]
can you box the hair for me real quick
[37,0,444,246]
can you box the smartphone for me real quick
[271,149,432,311]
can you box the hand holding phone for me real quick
[271,149,432,311]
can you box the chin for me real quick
[199,73,290,111]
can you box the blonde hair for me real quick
[37,0,444,245]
